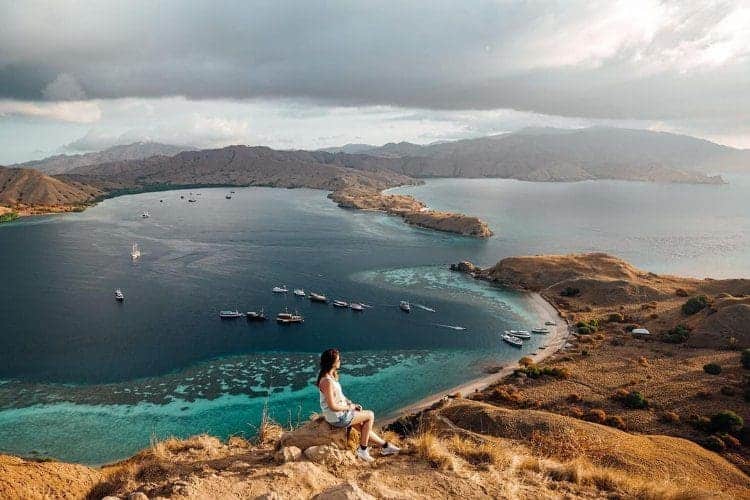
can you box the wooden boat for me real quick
[277,309,303,324]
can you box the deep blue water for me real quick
[1,176,747,464]
[0,187,546,463]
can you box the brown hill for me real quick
[0,166,102,213]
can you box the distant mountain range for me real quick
[2,127,749,212]
[322,127,749,181]
[11,142,192,175]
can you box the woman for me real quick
[317,348,400,462]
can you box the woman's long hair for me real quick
[317,348,339,387]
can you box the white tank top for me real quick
[319,375,348,422]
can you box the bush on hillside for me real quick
[560,286,580,297]
[605,415,626,429]
[661,411,680,424]
[703,435,726,452]
[709,410,744,434]
[585,409,607,424]
[518,356,534,367]
[622,391,649,409]
[703,363,722,375]
[682,295,709,315]
[607,313,624,323]
[662,324,691,344]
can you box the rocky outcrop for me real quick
[312,482,376,500]
[278,415,353,451]
[330,187,492,238]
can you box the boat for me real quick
[180,195,185,199]
[114,289,124,301]
[230,190,236,193]
[502,334,524,347]
[293,289,306,297]
[246,309,268,321]
[532,327,550,334]
[141,211,150,218]
[276,309,304,324]
[332,300,349,308]
[350,302,364,311]
[225,194,232,199]
[399,301,411,313]
[544,320,557,326]
[272,286,288,293]
[130,242,141,260]
[188,197,197,203]
[309,292,327,303]
[219,310,243,319]
[159,199,163,203]
[507,330,531,339]
[435,324,467,331]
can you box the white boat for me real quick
[141,211,150,218]
[544,321,557,326]
[114,289,124,301]
[219,310,243,319]
[435,324,467,331]
[507,330,531,339]
[333,300,349,308]
[277,308,303,324]
[272,286,288,293]
[399,301,411,313]
[225,194,232,199]
[309,292,327,303]
[532,327,550,334]
[293,289,306,297]
[502,334,523,347]
[350,302,364,311]
[130,242,141,260]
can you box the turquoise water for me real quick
[0,187,544,464]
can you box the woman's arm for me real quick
[319,378,352,412]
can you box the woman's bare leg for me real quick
[350,410,385,447]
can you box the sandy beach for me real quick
[380,291,570,424]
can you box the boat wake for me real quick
[434,324,467,331]
[415,304,436,312]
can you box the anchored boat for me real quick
[507,330,531,339]
[309,292,327,303]
[246,309,267,322]
[293,289,306,297]
[399,301,411,313]
[532,327,550,334]
[272,286,289,293]
[219,310,243,319]
[114,289,124,301]
[277,309,304,324]
[130,243,141,260]
[333,300,349,308]
[350,302,364,311]
[502,334,523,347]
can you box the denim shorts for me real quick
[328,409,355,428]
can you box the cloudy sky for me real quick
[1,0,748,164]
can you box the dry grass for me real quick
[447,435,511,468]
[408,428,455,471]
[252,404,283,446]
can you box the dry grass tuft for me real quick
[252,405,283,446]
[409,428,455,471]
[448,435,510,468]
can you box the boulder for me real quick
[303,445,354,466]
[450,261,478,274]
[274,446,302,463]
[279,416,351,450]
[312,482,376,500]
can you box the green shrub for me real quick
[682,295,709,315]
[703,363,722,375]
[737,426,750,446]
[741,349,750,369]
[561,287,580,297]
[576,319,599,334]
[703,435,726,452]
[663,324,690,344]
[0,211,19,224]
[709,410,744,434]
[607,313,624,323]
[577,326,592,334]
[622,390,648,409]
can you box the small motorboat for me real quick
[246,309,267,322]
[130,242,141,260]
[309,292,327,303]
[399,301,411,313]
[350,302,364,311]
[225,194,232,199]
[293,289,306,297]
[277,309,304,324]
[332,300,349,308]
[272,286,288,293]
[507,330,531,339]
[141,211,150,218]
[219,310,243,319]
[532,327,550,334]
[180,195,185,199]
[114,289,124,301]
[544,321,557,326]
[188,198,197,203]
[230,190,236,193]
[502,334,523,347]
[159,199,163,203]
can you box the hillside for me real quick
[0,166,102,215]
[453,252,750,474]
[12,142,191,175]
[360,127,747,182]
[5,397,748,499]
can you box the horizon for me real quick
[1,1,749,164]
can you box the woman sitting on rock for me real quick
[317,348,400,462]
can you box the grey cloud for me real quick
[0,0,748,124]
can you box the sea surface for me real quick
[0,176,747,464]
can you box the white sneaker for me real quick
[380,443,401,456]
[356,446,375,463]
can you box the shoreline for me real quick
[379,290,570,425]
